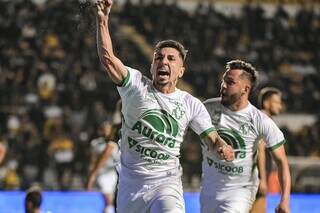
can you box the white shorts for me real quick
[116,176,185,213]
[97,171,118,194]
[200,186,258,213]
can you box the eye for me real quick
[168,55,176,61]
[224,78,235,85]
[155,55,163,60]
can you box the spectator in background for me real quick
[25,186,42,213]
[48,123,74,190]
[251,87,283,213]
[87,121,120,213]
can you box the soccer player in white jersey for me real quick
[87,121,120,213]
[94,1,234,212]
[200,60,291,213]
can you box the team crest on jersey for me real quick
[217,128,246,159]
[239,122,254,135]
[169,100,186,120]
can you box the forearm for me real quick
[96,17,126,84]
[277,159,291,203]
[90,153,109,175]
[205,131,226,149]
[204,131,234,161]
[257,142,267,182]
[97,17,114,66]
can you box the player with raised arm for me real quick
[200,60,290,213]
[94,1,234,212]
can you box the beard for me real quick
[221,92,242,107]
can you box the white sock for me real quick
[105,205,115,213]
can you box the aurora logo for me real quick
[217,128,246,159]
[131,109,179,148]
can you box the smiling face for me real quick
[150,47,185,93]
[220,69,251,107]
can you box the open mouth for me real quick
[157,68,170,77]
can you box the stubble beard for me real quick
[221,92,242,107]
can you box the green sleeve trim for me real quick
[267,140,286,151]
[200,127,215,139]
[118,69,130,87]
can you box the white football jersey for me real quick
[91,138,119,175]
[117,67,214,180]
[201,98,285,194]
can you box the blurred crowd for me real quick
[0,0,319,192]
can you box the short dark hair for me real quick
[154,40,188,62]
[25,188,42,212]
[258,87,282,109]
[226,59,258,91]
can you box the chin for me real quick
[155,80,168,86]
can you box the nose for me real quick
[159,56,169,65]
[221,82,227,89]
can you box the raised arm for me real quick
[96,0,128,85]
[270,145,291,213]
[87,142,116,190]
[203,131,234,162]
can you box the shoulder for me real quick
[248,103,270,123]
[203,97,221,106]
[203,97,222,111]
[179,91,205,108]
[121,66,150,85]
[248,103,278,132]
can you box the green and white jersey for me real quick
[117,67,214,180]
[201,98,285,194]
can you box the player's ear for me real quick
[179,67,185,78]
[242,84,250,95]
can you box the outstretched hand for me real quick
[217,144,234,162]
[96,0,113,22]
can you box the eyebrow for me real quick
[154,52,177,58]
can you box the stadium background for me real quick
[0,0,319,212]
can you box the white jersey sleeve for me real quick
[117,66,144,98]
[188,96,215,138]
[258,113,285,150]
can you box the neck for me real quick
[153,82,176,94]
[226,98,249,112]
